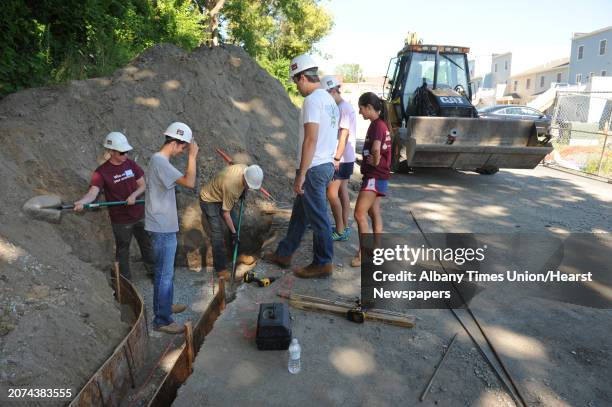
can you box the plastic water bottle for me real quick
[288,338,301,374]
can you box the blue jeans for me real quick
[149,232,177,327]
[276,163,334,265]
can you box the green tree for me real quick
[0,1,49,94]
[1,0,333,98]
[1,0,205,96]
[220,0,333,94]
[336,63,363,83]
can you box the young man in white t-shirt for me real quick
[320,75,357,242]
[264,55,339,279]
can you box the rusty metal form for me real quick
[148,279,226,407]
[69,274,148,407]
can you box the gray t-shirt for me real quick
[145,153,183,233]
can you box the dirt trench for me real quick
[0,43,298,398]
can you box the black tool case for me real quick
[256,303,292,350]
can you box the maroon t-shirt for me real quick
[91,159,145,224]
[361,119,391,180]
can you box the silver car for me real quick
[478,105,551,136]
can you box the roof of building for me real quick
[572,26,612,41]
[492,52,511,58]
[499,93,522,100]
[510,58,570,79]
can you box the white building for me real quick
[509,58,570,104]
[569,26,611,84]
[491,52,512,86]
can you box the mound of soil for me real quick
[0,44,298,395]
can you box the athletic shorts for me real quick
[360,177,388,196]
[333,162,354,180]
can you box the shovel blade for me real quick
[22,195,63,223]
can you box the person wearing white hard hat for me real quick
[145,122,199,334]
[74,132,154,281]
[264,54,339,279]
[321,75,357,243]
[199,164,264,280]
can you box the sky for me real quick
[315,0,612,78]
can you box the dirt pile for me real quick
[0,44,299,395]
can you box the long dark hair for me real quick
[358,92,390,130]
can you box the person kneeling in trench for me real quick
[199,164,264,280]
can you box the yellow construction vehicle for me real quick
[385,41,553,174]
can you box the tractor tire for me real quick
[391,137,402,172]
[475,165,499,175]
[391,136,415,174]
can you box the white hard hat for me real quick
[290,54,318,78]
[164,122,192,143]
[103,132,133,152]
[244,165,264,190]
[321,75,341,91]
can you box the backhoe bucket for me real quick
[394,117,553,172]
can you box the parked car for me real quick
[477,105,551,136]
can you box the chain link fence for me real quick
[548,91,612,179]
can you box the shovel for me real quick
[224,192,246,303]
[22,194,144,223]
[230,193,246,288]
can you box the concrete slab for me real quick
[174,165,611,406]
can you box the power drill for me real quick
[243,271,276,287]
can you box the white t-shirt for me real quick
[337,99,357,163]
[296,88,339,169]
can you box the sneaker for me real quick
[172,304,187,314]
[153,322,184,334]
[343,227,351,237]
[331,229,348,241]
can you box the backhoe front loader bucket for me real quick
[393,116,553,174]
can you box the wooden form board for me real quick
[278,292,416,328]
[69,273,148,407]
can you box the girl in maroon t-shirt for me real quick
[351,92,392,267]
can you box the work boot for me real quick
[154,322,184,334]
[238,254,257,265]
[263,252,292,269]
[217,270,231,281]
[294,263,333,279]
[172,304,187,314]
